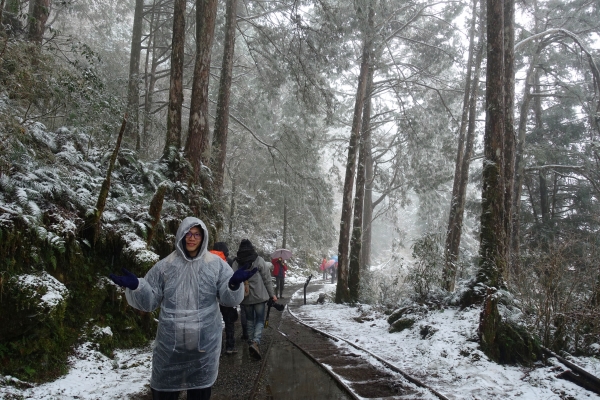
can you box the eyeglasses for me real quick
[185,232,202,239]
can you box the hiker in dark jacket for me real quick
[210,241,239,354]
[232,239,276,360]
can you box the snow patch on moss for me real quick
[17,271,69,310]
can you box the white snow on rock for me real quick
[123,232,159,265]
[17,271,69,309]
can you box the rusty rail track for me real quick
[281,308,449,400]
[247,281,450,400]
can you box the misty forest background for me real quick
[0,0,599,385]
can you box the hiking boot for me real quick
[249,342,261,360]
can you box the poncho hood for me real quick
[175,216,208,261]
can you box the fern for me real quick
[80,161,99,175]
[0,174,15,194]
[56,143,83,166]
[15,187,28,205]
[27,200,41,218]
[48,232,66,253]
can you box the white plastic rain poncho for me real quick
[125,217,244,391]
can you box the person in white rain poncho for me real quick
[109,217,256,400]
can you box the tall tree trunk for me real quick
[336,2,373,304]
[142,1,159,156]
[511,44,543,276]
[477,0,506,290]
[228,173,236,239]
[445,38,485,292]
[503,0,516,281]
[212,0,237,198]
[349,66,373,302]
[0,0,6,30]
[282,189,288,249]
[125,0,144,150]
[443,0,480,292]
[186,0,218,182]
[360,90,375,270]
[163,0,186,157]
[27,0,50,45]
[85,116,128,244]
[478,0,511,362]
[539,170,549,223]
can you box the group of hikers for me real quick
[319,257,338,284]
[108,217,290,400]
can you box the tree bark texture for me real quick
[539,170,549,223]
[444,41,485,292]
[142,1,159,155]
[212,0,238,197]
[502,0,515,280]
[349,66,373,302]
[361,76,375,271]
[0,0,5,32]
[146,182,168,246]
[511,46,542,275]
[125,0,144,150]
[228,174,236,239]
[336,2,373,304]
[186,0,218,182]
[27,0,50,45]
[477,0,507,290]
[282,190,288,249]
[88,116,128,243]
[443,0,480,292]
[478,288,502,360]
[164,0,186,157]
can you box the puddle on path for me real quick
[262,339,352,399]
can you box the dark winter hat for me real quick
[236,239,258,265]
[238,239,254,252]
[213,241,229,257]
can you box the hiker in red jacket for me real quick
[319,258,327,280]
[272,257,288,298]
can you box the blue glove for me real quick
[109,268,139,290]
[228,267,258,290]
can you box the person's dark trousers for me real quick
[152,387,212,400]
[240,304,248,339]
[219,305,237,350]
[276,276,285,297]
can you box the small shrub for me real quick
[407,232,444,300]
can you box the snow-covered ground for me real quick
[295,282,600,400]
[1,279,599,399]
[0,342,153,399]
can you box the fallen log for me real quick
[543,347,600,395]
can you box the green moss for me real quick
[479,294,542,365]
[0,221,163,382]
[0,272,70,382]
